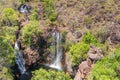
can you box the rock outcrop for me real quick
[64,53,73,75]
[87,45,103,63]
[74,45,103,80]
[24,47,40,66]
[110,30,120,44]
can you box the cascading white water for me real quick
[49,31,63,70]
[18,4,28,13]
[14,42,26,74]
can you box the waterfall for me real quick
[14,41,26,74]
[18,4,28,13]
[49,31,63,70]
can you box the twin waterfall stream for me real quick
[14,30,63,79]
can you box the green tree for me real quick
[0,26,18,45]
[87,49,120,80]
[29,12,38,21]
[68,42,90,66]
[82,32,98,45]
[21,21,41,46]
[32,68,72,80]
[0,37,14,80]
[2,8,18,26]
[40,0,57,21]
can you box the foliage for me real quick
[21,21,41,46]
[29,11,38,21]
[98,42,109,55]
[0,37,14,66]
[0,67,14,80]
[87,49,120,80]
[40,0,57,21]
[0,26,18,44]
[82,32,98,45]
[0,37,14,80]
[32,68,72,80]
[2,8,18,26]
[68,42,90,66]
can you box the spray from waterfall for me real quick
[14,41,26,74]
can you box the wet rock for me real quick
[18,4,29,13]
[20,72,31,80]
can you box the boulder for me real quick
[74,45,103,80]
[74,61,91,80]
[110,31,120,44]
[87,45,103,62]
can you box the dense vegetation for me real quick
[0,30,15,80]
[0,0,120,80]
[32,68,72,80]
[21,21,41,46]
[88,49,120,80]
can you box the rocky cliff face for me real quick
[24,47,40,66]
[74,45,103,80]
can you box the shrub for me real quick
[32,68,72,80]
[0,26,18,44]
[68,42,90,66]
[21,21,41,46]
[29,11,38,21]
[2,8,18,26]
[0,37,14,80]
[40,0,57,21]
[0,37,14,65]
[82,32,98,45]
[87,49,120,80]
[0,66,14,80]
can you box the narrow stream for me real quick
[13,4,64,80]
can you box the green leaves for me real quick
[40,0,57,21]
[2,8,18,26]
[82,32,98,45]
[21,21,41,46]
[68,32,99,66]
[29,12,38,21]
[0,26,18,44]
[0,67,14,80]
[0,37,14,80]
[32,68,72,80]
[87,49,120,80]
[68,42,90,66]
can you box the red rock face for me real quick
[24,47,40,66]
[74,61,91,80]
[74,45,103,80]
